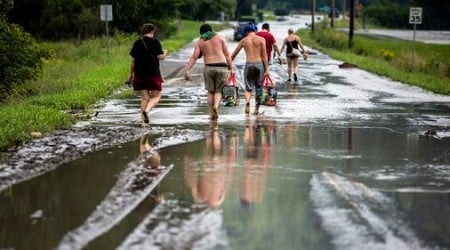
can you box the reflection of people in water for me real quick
[129,134,162,191]
[347,121,355,175]
[184,125,236,209]
[285,122,299,147]
[240,119,276,212]
[140,134,161,171]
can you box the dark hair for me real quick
[141,23,155,35]
[199,24,212,35]
[262,23,269,30]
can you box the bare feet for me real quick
[210,120,219,131]
[211,108,218,120]
[245,102,250,114]
[253,104,260,115]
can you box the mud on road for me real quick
[0,59,194,194]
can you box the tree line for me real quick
[8,0,236,39]
[5,0,450,39]
[267,0,448,30]
[1,0,237,101]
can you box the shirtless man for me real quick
[184,23,234,120]
[231,22,269,115]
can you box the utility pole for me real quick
[311,0,315,32]
[330,0,335,28]
[349,0,354,47]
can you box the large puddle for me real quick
[1,120,449,249]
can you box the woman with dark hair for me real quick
[280,28,307,82]
[129,23,168,127]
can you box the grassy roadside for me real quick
[0,20,226,152]
[298,24,450,95]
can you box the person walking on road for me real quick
[280,28,307,82]
[256,23,281,65]
[184,23,234,121]
[231,22,269,115]
[129,23,168,127]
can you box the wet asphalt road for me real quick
[1,15,450,250]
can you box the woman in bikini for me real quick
[280,28,307,82]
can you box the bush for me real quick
[274,8,290,16]
[380,49,394,61]
[0,20,49,102]
[364,0,409,29]
[313,26,347,50]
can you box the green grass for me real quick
[299,25,450,95]
[0,20,212,152]
[0,104,74,149]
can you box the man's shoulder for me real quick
[211,34,226,41]
[255,34,266,43]
[256,31,273,37]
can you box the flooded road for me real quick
[1,16,449,250]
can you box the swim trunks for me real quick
[244,62,264,91]
[203,63,229,92]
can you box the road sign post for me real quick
[100,5,113,55]
[409,7,422,65]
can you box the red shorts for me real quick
[132,75,163,91]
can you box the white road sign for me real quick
[409,7,422,24]
[100,5,113,21]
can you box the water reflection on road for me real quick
[183,123,235,209]
[149,120,449,250]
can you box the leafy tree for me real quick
[75,7,102,43]
[112,0,150,33]
[195,0,236,21]
[0,1,48,101]
[8,0,43,35]
[365,0,409,28]
[413,0,449,30]
[39,0,84,39]
[236,0,257,18]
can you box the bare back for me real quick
[239,33,266,63]
[198,35,230,64]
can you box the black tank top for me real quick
[286,40,299,54]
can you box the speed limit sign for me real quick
[409,7,422,24]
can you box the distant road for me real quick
[349,29,450,44]
[222,15,450,45]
